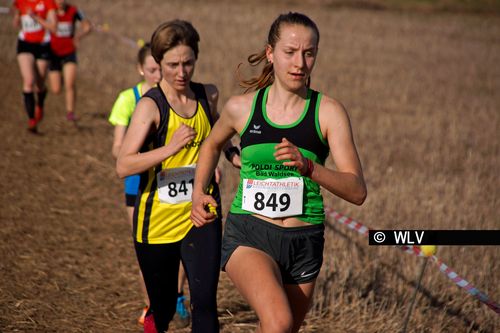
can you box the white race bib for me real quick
[242,177,303,218]
[21,15,42,33]
[56,22,73,37]
[157,165,195,204]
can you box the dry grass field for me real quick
[0,0,499,332]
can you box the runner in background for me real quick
[12,0,57,132]
[48,0,91,122]
[108,43,155,326]
[191,12,366,333]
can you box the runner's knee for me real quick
[22,78,35,91]
[260,311,294,333]
[51,85,62,94]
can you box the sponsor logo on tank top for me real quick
[249,124,261,134]
[250,163,297,177]
[35,3,46,12]
[184,139,204,148]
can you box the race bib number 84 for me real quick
[157,165,195,204]
[242,177,303,218]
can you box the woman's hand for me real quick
[191,191,218,227]
[73,36,81,48]
[28,8,57,33]
[168,124,197,154]
[274,138,308,175]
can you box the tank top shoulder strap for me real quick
[241,87,266,136]
[309,90,319,109]
[142,85,170,147]
[189,81,213,126]
[67,4,77,17]
[251,87,266,123]
[304,89,319,125]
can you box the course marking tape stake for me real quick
[324,207,500,315]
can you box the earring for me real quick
[140,71,144,75]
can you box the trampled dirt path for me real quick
[1,1,499,332]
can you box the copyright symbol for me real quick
[373,232,386,243]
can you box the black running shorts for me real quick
[125,193,137,207]
[17,39,51,60]
[49,52,77,71]
[221,213,325,284]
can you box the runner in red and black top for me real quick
[48,0,91,122]
[12,0,57,132]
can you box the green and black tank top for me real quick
[230,86,329,224]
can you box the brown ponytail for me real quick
[237,50,274,92]
[137,42,152,66]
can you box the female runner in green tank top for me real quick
[192,12,367,333]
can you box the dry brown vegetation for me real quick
[0,0,499,332]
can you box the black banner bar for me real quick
[368,230,500,245]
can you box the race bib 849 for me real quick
[242,177,303,218]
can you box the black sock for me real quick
[23,92,35,119]
[37,89,47,108]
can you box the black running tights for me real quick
[134,220,221,333]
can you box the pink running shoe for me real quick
[66,112,76,122]
[143,312,157,333]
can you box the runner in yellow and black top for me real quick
[133,81,218,244]
[116,20,239,333]
[192,12,366,333]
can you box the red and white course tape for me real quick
[324,207,500,315]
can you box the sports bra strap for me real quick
[133,85,141,104]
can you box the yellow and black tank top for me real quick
[230,86,329,224]
[133,82,221,244]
